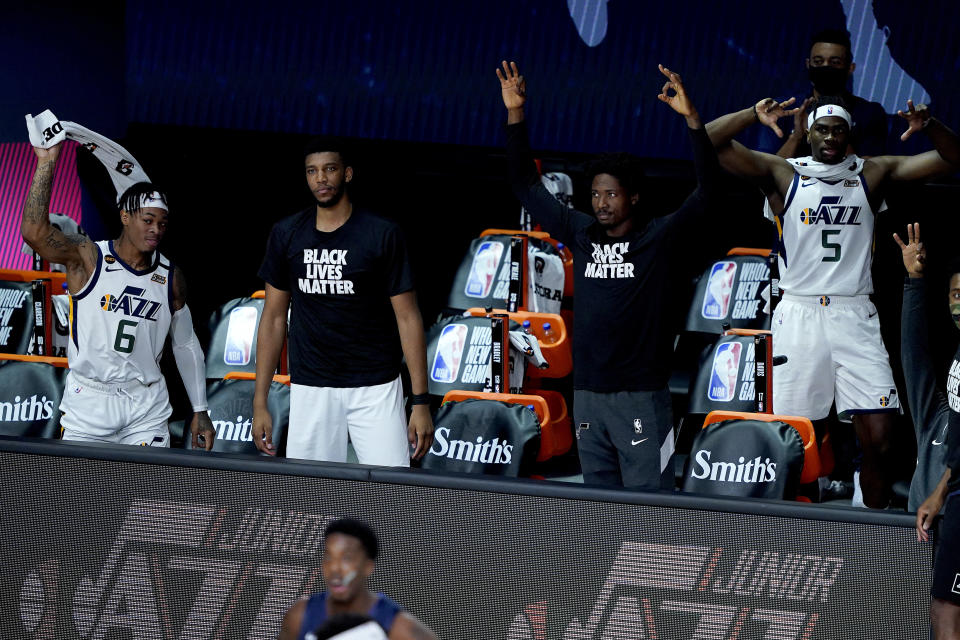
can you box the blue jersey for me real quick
[297,592,403,640]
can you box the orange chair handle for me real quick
[726,247,772,257]
[0,269,68,286]
[479,228,551,240]
[722,328,772,337]
[250,290,265,299]
[0,353,69,368]
[223,371,290,385]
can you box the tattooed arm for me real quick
[21,142,97,293]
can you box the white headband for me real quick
[807,105,853,130]
[136,191,168,212]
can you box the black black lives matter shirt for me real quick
[258,208,414,388]
[507,120,719,392]
[946,344,960,493]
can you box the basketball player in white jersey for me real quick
[705,95,960,508]
[20,141,215,449]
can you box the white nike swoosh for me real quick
[631,438,648,446]
[932,424,948,446]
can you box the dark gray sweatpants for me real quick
[574,387,675,491]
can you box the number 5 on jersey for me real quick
[821,230,841,263]
[114,319,137,353]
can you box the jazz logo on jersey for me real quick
[799,195,862,226]
[430,323,468,383]
[464,241,504,298]
[701,261,737,319]
[223,306,258,366]
[99,286,162,321]
[708,342,742,402]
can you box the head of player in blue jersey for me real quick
[116,182,169,255]
[322,518,379,604]
[584,152,644,238]
[304,139,354,209]
[806,95,853,165]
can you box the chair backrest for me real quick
[0,359,66,437]
[424,315,523,397]
[687,333,760,415]
[421,398,541,476]
[445,234,562,312]
[0,280,36,355]
[684,252,771,333]
[185,378,290,454]
[682,417,805,499]
[205,296,265,379]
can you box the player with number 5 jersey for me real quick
[20,140,216,450]
[706,94,960,508]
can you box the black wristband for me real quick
[752,104,759,121]
[410,393,431,406]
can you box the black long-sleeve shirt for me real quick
[506,120,720,391]
[901,278,951,510]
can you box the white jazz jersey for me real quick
[68,241,174,384]
[775,173,876,296]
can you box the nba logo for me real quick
[223,306,258,365]
[701,261,738,319]
[708,342,742,402]
[430,324,468,383]
[464,241,504,298]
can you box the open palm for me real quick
[496,60,526,110]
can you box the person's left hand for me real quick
[893,222,925,278]
[190,411,216,451]
[897,99,931,141]
[407,405,434,460]
[656,64,699,125]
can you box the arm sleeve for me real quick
[901,277,951,437]
[506,121,593,245]
[661,125,722,232]
[383,223,415,296]
[257,223,290,291]
[170,304,208,412]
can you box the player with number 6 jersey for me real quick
[20,139,216,450]
[706,93,960,508]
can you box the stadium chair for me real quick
[464,308,572,380]
[174,374,290,453]
[421,397,541,476]
[441,389,572,462]
[425,314,524,399]
[205,294,266,379]
[445,233,565,314]
[0,354,68,438]
[670,248,775,398]
[681,410,814,500]
[0,269,69,356]
[480,228,574,298]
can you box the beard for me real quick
[315,184,346,208]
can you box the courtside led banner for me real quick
[0,442,933,639]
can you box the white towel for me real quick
[25,109,156,206]
[763,154,885,221]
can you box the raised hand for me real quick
[893,222,925,278]
[496,60,526,111]
[754,97,800,138]
[656,65,699,125]
[897,99,931,141]
[33,140,62,165]
[793,96,814,138]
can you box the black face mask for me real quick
[808,66,849,95]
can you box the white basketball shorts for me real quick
[772,293,900,421]
[287,375,409,466]
[59,370,172,446]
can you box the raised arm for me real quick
[705,99,798,196]
[497,60,593,244]
[893,223,950,444]
[775,97,814,159]
[655,65,720,217]
[866,101,960,183]
[21,142,96,293]
[170,267,215,450]
[391,290,434,461]
[251,282,290,456]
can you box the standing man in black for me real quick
[763,28,888,159]
[497,61,720,490]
